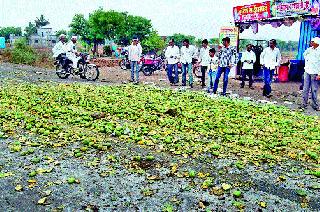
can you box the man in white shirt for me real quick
[180,39,198,88]
[66,36,80,69]
[301,37,320,111]
[165,39,180,85]
[128,37,143,84]
[260,39,281,98]
[241,44,256,89]
[52,34,67,58]
[199,39,210,88]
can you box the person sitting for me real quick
[66,36,80,69]
[52,34,67,64]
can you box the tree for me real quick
[88,9,126,41]
[239,39,253,52]
[195,38,203,47]
[55,29,68,38]
[24,22,37,38]
[209,38,220,45]
[69,14,90,41]
[87,9,127,54]
[277,40,287,52]
[35,14,50,28]
[69,9,154,54]
[123,15,152,41]
[167,33,196,47]
[0,27,22,41]
[141,30,165,53]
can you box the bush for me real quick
[11,38,37,65]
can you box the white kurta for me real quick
[66,41,80,68]
[52,41,67,58]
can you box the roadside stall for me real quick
[233,0,320,82]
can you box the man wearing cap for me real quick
[260,39,281,98]
[66,36,80,69]
[52,34,67,58]
[128,37,143,84]
[301,37,320,111]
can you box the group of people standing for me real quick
[54,34,320,112]
[165,37,238,96]
[127,36,284,97]
[163,37,284,98]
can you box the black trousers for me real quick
[201,66,207,86]
[241,69,253,87]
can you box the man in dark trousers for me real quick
[199,39,210,88]
[240,44,256,89]
[260,39,281,98]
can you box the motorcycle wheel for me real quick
[193,65,202,78]
[79,64,86,79]
[142,66,153,76]
[56,63,70,79]
[85,64,100,81]
[119,59,127,70]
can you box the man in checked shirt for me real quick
[213,37,238,96]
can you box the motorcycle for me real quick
[141,54,166,76]
[119,50,130,70]
[119,50,145,72]
[192,58,202,80]
[55,53,99,81]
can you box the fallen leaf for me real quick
[44,190,52,196]
[15,184,23,192]
[147,175,161,180]
[37,197,47,205]
[222,183,232,191]
[277,175,287,182]
[210,186,224,196]
[259,201,267,208]
[0,172,14,178]
[28,179,37,188]
[199,201,206,209]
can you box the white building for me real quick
[10,25,57,48]
[29,25,57,47]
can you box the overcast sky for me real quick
[0,0,300,41]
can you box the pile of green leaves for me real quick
[0,81,319,164]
